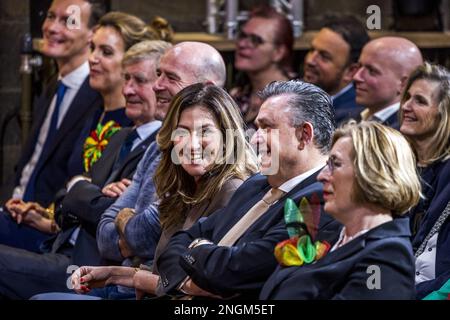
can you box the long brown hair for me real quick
[154,83,258,229]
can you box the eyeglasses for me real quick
[237,30,266,47]
[325,156,338,174]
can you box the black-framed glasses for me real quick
[237,30,266,47]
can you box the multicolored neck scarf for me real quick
[83,120,121,172]
[274,195,331,266]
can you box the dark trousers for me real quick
[0,243,72,299]
[0,209,52,253]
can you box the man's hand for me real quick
[115,207,135,236]
[5,198,27,221]
[102,178,132,197]
[118,236,134,258]
[5,199,50,226]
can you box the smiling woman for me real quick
[71,11,173,173]
[399,62,450,299]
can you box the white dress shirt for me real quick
[278,165,324,194]
[415,233,437,284]
[360,102,400,123]
[13,61,90,200]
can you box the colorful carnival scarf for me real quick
[275,195,331,266]
[83,120,121,172]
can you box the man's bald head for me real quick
[364,37,423,79]
[170,42,226,87]
[353,36,423,112]
[152,41,226,120]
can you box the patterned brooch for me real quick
[275,194,330,266]
[83,120,121,172]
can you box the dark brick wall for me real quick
[0,0,28,201]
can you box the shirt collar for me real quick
[360,102,400,122]
[277,165,324,193]
[136,120,162,141]
[59,61,90,89]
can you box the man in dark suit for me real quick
[0,37,164,300]
[303,16,369,125]
[353,37,423,129]
[0,0,105,251]
[155,80,340,299]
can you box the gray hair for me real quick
[122,40,172,67]
[259,80,336,153]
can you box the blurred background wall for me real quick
[1,0,449,200]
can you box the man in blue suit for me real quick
[0,40,166,300]
[353,37,423,129]
[0,0,104,251]
[303,16,369,125]
[155,80,341,299]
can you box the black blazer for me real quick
[383,111,400,130]
[47,128,158,266]
[333,84,364,126]
[59,127,158,234]
[156,171,340,299]
[260,218,415,300]
[14,76,102,207]
[411,158,450,298]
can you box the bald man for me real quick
[353,37,423,128]
[153,41,226,120]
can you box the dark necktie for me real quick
[113,129,139,171]
[23,80,67,201]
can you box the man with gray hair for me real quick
[155,79,340,299]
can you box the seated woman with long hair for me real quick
[399,62,450,299]
[260,121,421,299]
[34,83,258,299]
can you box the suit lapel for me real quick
[120,128,159,169]
[106,128,159,184]
[383,111,400,129]
[18,79,58,170]
[39,77,101,165]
